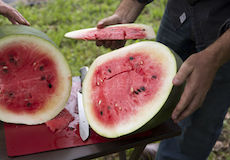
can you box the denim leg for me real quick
[155,5,230,160]
[156,81,230,160]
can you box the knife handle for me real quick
[80,66,89,83]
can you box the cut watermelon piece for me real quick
[45,108,74,132]
[83,41,183,138]
[64,24,155,40]
[0,25,72,125]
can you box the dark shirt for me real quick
[138,0,230,46]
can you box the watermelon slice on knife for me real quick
[64,24,155,40]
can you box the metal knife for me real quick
[78,66,89,141]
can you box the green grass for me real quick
[0,0,229,159]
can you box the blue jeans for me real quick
[155,4,230,160]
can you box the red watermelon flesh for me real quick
[64,24,155,40]
[92,53,163,127]
[45,108,74,132]
[0,42,57,113]
[0,25,72,125]
[78,27,146,40]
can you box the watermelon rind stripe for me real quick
[0,25,56,46]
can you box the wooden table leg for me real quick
[128,144,147,160]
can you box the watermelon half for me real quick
[83,41,183,138]
[0,25,72,125]
[64,24,155,40]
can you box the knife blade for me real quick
[78,66,89,141]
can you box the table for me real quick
[0,119,181,160]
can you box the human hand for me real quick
[96,14,126,50]
[0,0,30,25]
[171,51,219,123]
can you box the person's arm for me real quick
[96,0,149,49]
[172,28,230,123]
[98,0,146,28]
[0,0,30,25]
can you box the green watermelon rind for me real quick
[0,25,56,46]
[0,25,72,125]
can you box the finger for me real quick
[97,19,106,29]
[3,4,30,26]
[17,14,30,25]
[110,40,125,50]
[171,81,195,121]
[11,10,30,25]
[9,20,18,24]
[104,41,112,48]
[96,40,104,47]
[97,15,120,29]
[117,40,126,48]
[173,62,193,86]
[174,94,201,123]
[7,16,19,24]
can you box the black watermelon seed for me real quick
[69,127,75,131]
[48,83,52,88]
[108,106,111,110]
[27,102,31,107]
[9,57,15,63]
[134,90,139,95]
[142,29,146,31]
[41,76,46,80]
[137,89,141,92]
[108,69,111,73]
[152,75,157,79]
[100,111,103,115]
[129,57,134,60]
[39,65,44,71]
[8,92,14,97]
[140,86,146,91]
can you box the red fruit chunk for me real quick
[46,108,74,132]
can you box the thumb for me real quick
[173,62,193,86]
[97,15,121,29]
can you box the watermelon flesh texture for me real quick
[0,42,57,113]
[92,53,163,127]
[0,25,72,125]
[83,41,183,138]
[45,108,74,132]
[78,27,146,40]
[64,24,155,40]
